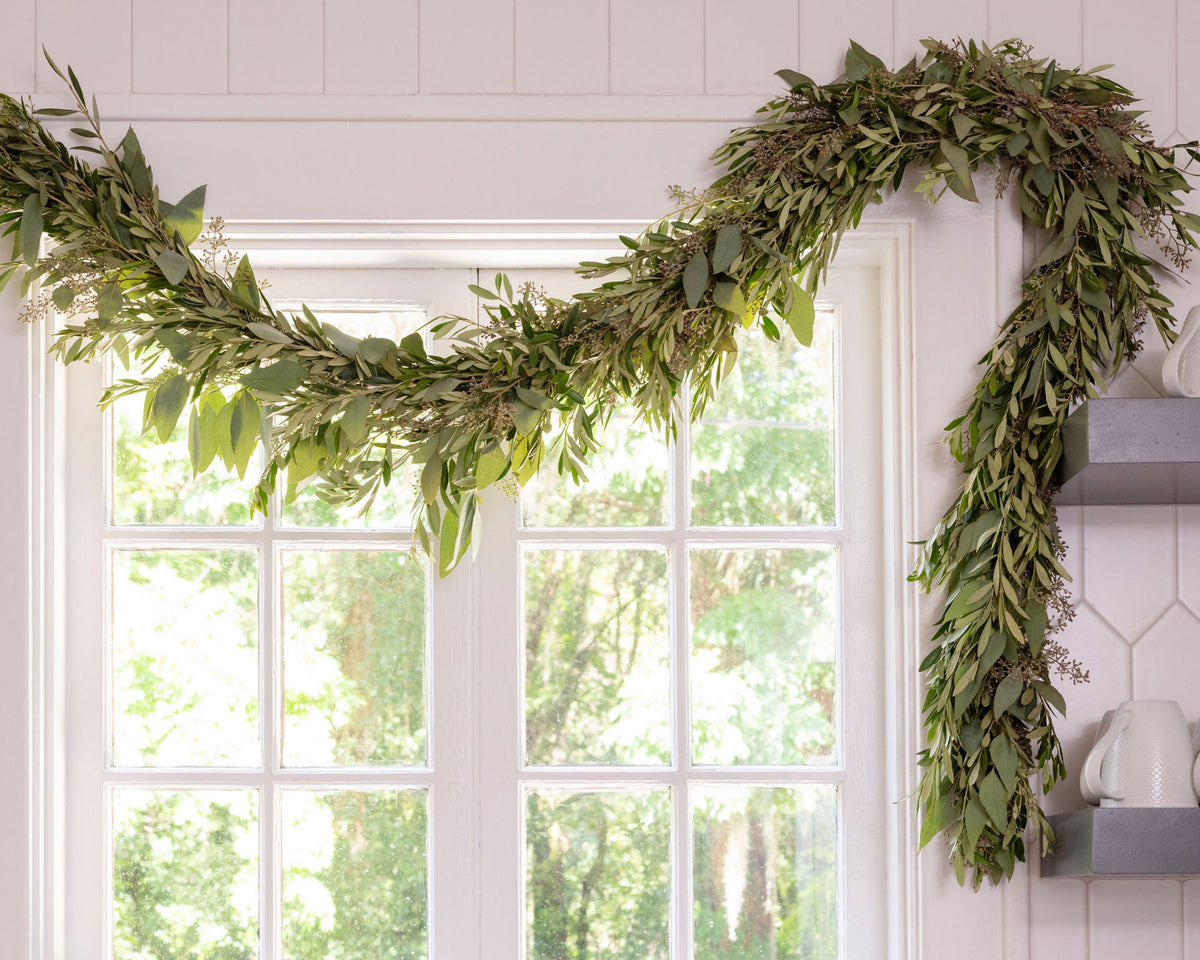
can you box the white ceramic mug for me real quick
[1080,699,1199,808]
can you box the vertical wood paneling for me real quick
[132,0,228,94]
[325,0,418,94]
[704,0,798,94]
[610,0,703,94]
[420,0,514,93]
[1184,881,1200,960]
[1178,0,1200,141]
[515,0,609,94]
[36,0,131,93]
[987,0,1083,63]
[0,0,35,92]
[1090,879,1184,960]
[1028,875,1088,960]
[0,287,31,960]
[229,0,323,93]
[1083,0,1177,137]
[893,0,987,65]
[798,0,892,83]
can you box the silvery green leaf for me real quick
[711,224,742,274]
[156,249,190,285]
[161,184,206,246]
[20,193,42,267]
[683,249,708,309]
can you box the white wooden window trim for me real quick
[33,220,924,960]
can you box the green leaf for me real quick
[1025,599,1049,656]
[683,249,709,309]
[230,255,261,310]
[161,185,206,246]
[287,437,325,485]
[475,444,507,488]
[845,39,886,82]
[991,734,1020,792]
[20,193,42,267]
[919,792,952,850]
[468,283,500,300]
[1061,187,1086,237]
[711,224,742,274]
[514,400,542,435]
[240,359,306,395]
[340,395,371,444]
[959,722,985,756]
[964,796,988,850]
[229,391,260,478]
[118,127,153,195]
[156,249,190,285]
[187,404,219,475]
[322,321,360,356]
[357,337,398,365]
[1034,680,1067,716]
[155,329,191,364]
[785,284,816,346]
[151,373,189,443]
[438,506,460,578]
[400,332,426,360]
[421,454,442,504]
[993,673,1023,715]
[246,321,293,344]
[978,771,1009,829]
[775,68,813,90]
[939,140,978,202]
[51,285,75,311]
[1093,125,1123,160]
[712,282,747,319]
[97,283,123,321]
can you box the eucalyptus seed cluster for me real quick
[2,40,1197,888]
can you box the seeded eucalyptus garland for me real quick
[4,40,1198,885]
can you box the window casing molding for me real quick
[24,217,933,960]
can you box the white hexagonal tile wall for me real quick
[1083,505,1177,642]
[1175,506,1200,618]
[1131,603,1200,723]
[1056,505,1083,605]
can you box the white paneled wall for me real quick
[7,2,1200,959]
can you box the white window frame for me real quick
[25,220,923,960]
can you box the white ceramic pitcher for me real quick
[1080,700,1200,807]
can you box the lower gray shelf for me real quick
[1042,807,1200,877]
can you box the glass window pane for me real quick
[692,785,837,960]
[281,308,424,530]
[113,789,259,960]
[282,789,427,960]
[690,548,837,765]
[111,376,258,528]
[281,549,427,767]
[525,789,670,960]
[521,412,670,527]
[111,548,259,767]
[691,314,836,527]
[523,548,671,765]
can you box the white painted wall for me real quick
[4,1,1200,957]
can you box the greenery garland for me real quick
[4,40,1198,886]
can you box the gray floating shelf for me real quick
[1055,398,1200,504]
[1041,807,1200,877]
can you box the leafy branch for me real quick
[3,40,1198,885]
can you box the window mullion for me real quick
[475,487,523,960]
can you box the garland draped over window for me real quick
[3,39,1197,886]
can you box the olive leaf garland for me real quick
[3,40,1198,886]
